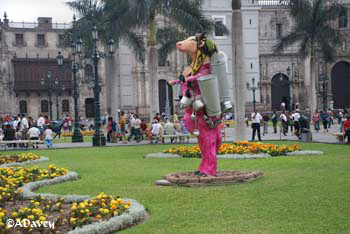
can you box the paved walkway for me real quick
[0,123,345,151]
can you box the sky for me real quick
[0,0,74,23]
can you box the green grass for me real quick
[6,142,350,234]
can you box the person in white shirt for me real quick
[28,125,40,148]
[19,114,28,130]
[133,115,142,142]
[37,114,45,134]
[292,109,301,138]
[280,111,288,136]
[251,111,262,141]
[13,115,20,130]
[127,115,137,142]
[163,119,176,143]
[44,126,53,148]
[151,120,162,143]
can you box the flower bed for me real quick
[62,130,95,137]
[0,152,40,165]
[163,141,301,157]
[0,154,147,233]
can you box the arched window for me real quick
[62,99,70,113]
[19,100,27,114]
[339,9,348,28]
[84,64,94,82]
[41,100,49,113]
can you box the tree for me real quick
[275,0,343,115]
[124,0,228,120]
[66,0,145,61]
[68,0,228,120]
[231,0,246,141]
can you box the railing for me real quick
[8,21,72,29]
[243,0,290,6]
[258,0,290,5]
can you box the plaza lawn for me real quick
[8,142,350,234]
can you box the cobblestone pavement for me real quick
[0,123,346,151]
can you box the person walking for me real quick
[327,108,333,129]
[312,110,321,132]
[151,120,162,143]
[271,111,278,133]
[292,109,301,139]
[44,126,53,148]
[262,113,269,136]
[280,111,288,136]
[27,125,40,148]
[120,111,127,143]
[107,117,117,143]
[288,112,294,135]
[320,110,329,132]
[163,118,176,143]
[343,115,350,144]
[127,114,136,141]
[251,111,262,141]
[133,115,142,142]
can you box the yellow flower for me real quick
[11,212,18,218]
[39,216,46,222]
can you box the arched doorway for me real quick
[271,73,291,111]
[158,80,174,117]
[85,98,95,118]
[331,61,350,109]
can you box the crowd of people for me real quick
[101,111,190,144]
[1,107,350,148]
[248,108,350,143]
[0,114,55,148]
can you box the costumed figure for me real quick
[169,33,232,176]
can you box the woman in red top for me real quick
[343,115,350,143]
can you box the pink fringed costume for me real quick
[172,64,222,176]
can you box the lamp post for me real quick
[320,75,328,112]
[246,77,260,112]
[56,51,64,120]
[91,26,114,146]
[41,71,54,121]
[41,71,65,121]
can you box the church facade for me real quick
[0,0,349,121]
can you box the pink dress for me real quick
[172,64,222,176]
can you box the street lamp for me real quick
[320,75,328,111]
[246,77,260,112]
[41,70,65,121]
[69,15,84,143]
[91,26,114,146]
[41,71,54,120]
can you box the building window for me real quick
[62,99,70,113]
[19,100,27,114]
[37,34,45,47]
[84,65,94,83]
[41,100,49,113]
[276,24,282,39]
[212,16,226,38]
[15,33,24,46]
[58,34,65,47]
[339,10,348,28]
